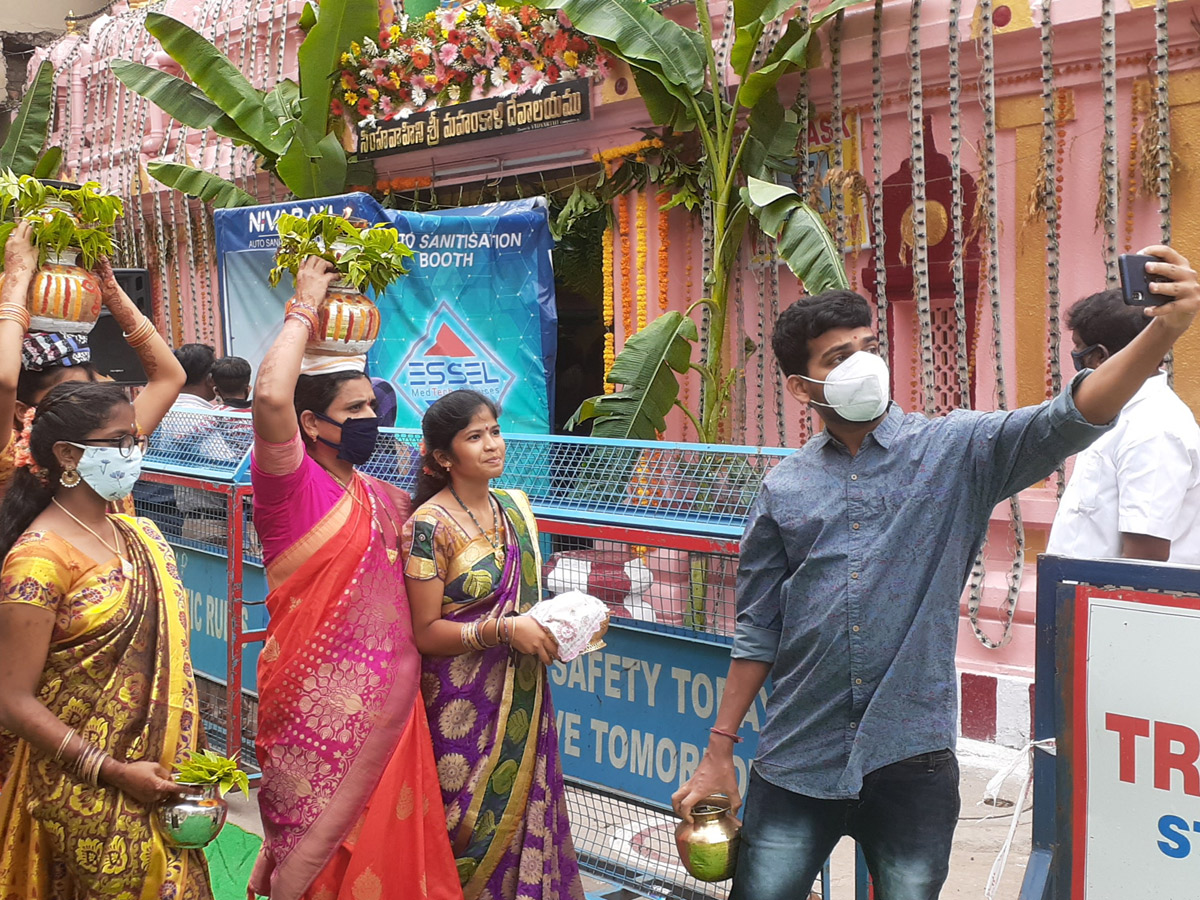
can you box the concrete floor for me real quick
[226,739,1033,900]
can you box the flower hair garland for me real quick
[12,408,47,484]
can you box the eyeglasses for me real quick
[68,434,149,459]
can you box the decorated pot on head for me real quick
[154,782,228,849]
[306,276,382,358]
[0,244,104,335]
[675,794,741,882]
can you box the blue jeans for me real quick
[730,750,960,900]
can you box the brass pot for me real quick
[154,782,228,849]
[675,795,741,882]
[307,284,381,357]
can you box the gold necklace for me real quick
[448,485,505,561]
[52,500,134,579]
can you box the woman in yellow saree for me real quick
[0,381,211,899]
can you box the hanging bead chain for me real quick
[683,215,695,439]
[752,232,767,447]
[1099,0,1119,289]
[1154,0,1174,383]
[968,0,1024,651]
[947,0,970,410]
[907,0,935,416]
[870,0,889,364]
[830,11,846,256]
[1040,0,1065,498]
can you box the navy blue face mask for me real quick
[313,412,380,465]
[1070,343,1104,373]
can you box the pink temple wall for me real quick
[28,0,1200,684]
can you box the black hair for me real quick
[16,363,98,407]
[0,381,130,558]
[293,371,370,445]
[771,290,874,378]
[174,343,216,386]
[413,389,500,507]
[211,356,252,399]
[1066,289,1151,355]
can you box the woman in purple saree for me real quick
[402,390,584,900]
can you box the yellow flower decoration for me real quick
[424,73,438,87]
[498,56,511,71]
[563,50,579,69]
[340,52,354,66]
[367,87,379,102]
[344,91,359,105]
[350,41,362,55]
[389,24,402,41]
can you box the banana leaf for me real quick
[264,80,301,123]
[32,147,63,180]
[296,0,379,137]
[534,0,705,104]
[567,311,698,440]
[0,61,55,175]
[275,127,348,200]
[146,161,257,208]
[144,13,285,155]
[740,87,799,181]
[109,59,266,152]
[743,177,848,294]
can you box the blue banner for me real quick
[174,545,268,691]
[214,193,556,434]
[549,625,765,807]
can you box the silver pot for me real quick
[154,782,228,849]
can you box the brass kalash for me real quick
[675,794,741,882]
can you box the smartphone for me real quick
[1119,253,1170,307]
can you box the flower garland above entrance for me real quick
[334,3,608,125]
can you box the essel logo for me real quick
[393,303,515,414]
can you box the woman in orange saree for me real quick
[248,257,461,900]
[0,381,210,899]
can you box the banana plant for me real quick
[111,0,378,207]
[0,61,63,179]
[538,0,862,442]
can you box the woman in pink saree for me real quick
[248,258,460,900]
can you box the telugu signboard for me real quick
[1075,586,1200,899]
[356,80,590,158]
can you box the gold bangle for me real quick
[124,317,157,349]
[0,304,30,329]
[53,728,76,764]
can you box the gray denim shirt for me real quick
[734,373,1110,799]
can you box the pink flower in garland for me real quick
[439,42,459,65]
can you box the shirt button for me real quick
[852,523,860,530]
[852,625,860,632]
[851,722,858,728]
[855,678,863,685]
[851,572,859,580]
[850,474,859,481]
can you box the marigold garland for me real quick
[618,194,632,342]
[635,189,649,332]
[593,138,663,166]
[602,221,615,393]
[657,194,670,312]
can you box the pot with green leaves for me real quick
[154,750,250,849]
[0,172,123,333]
[269,211,413,357]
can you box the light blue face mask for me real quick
[65,444,144,501]
[800,351,891,422]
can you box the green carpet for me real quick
[204,824,262,900]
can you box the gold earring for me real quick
[60,468,81,488]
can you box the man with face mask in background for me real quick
[672,245,1200,900]
[1046,289,1200,565]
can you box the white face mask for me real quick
[67,444,144,501]
[801,351,891,422]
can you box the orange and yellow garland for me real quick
[635,190,649,331]
[618,194,632,340]
[602,222,615,392]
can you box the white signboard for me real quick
[1081,589,1200,899]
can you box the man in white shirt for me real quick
[1048,289,1200,564]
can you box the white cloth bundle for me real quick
[300,353,367,375]
[527,591,610,662]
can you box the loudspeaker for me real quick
[89,268,152,385]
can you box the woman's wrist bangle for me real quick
[0,303,30,330]
[709,727,743,744]
[285,309,319,340]
[53,728,77,764]
[123,317,157,349]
